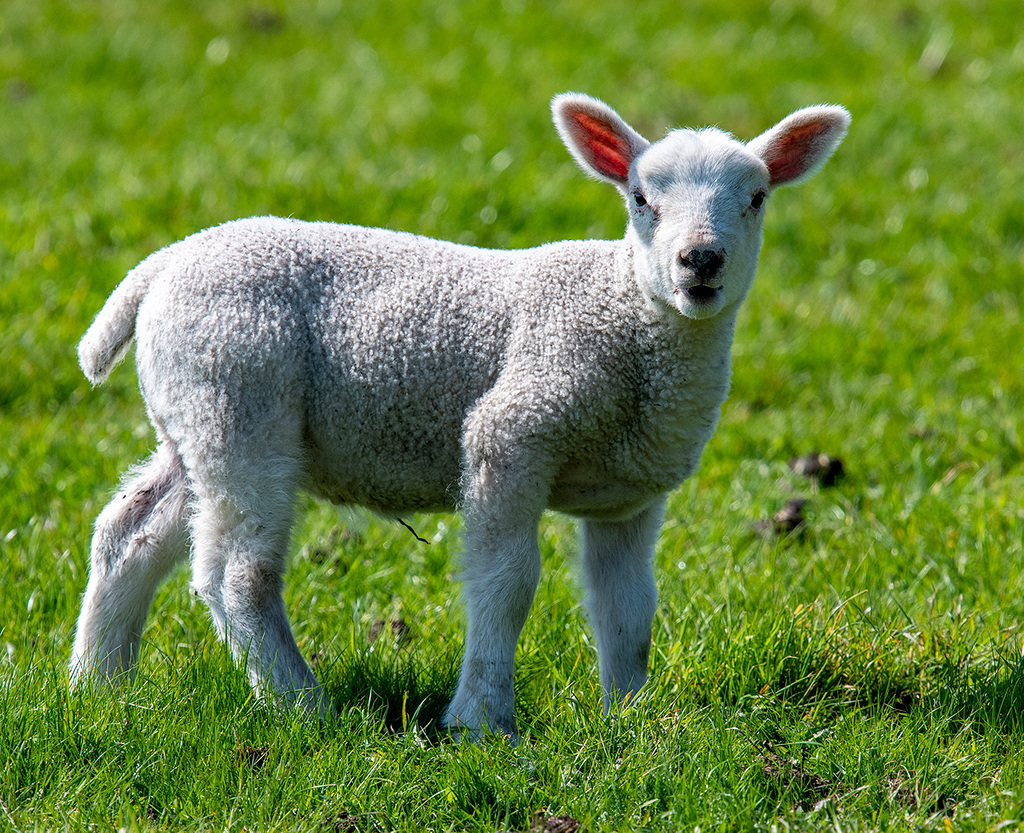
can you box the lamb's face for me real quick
[627,130,770,321]
[552,93,850,322]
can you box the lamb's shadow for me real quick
[316,637,459,738]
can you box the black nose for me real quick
[680,248,725,281]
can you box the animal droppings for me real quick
[788,452,844,486]
[754,498,807,538]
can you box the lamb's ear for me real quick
[747,105,851,188]
[552,93,650,189]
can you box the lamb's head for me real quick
[552,93,850,321]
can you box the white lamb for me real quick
[71,93,849,741]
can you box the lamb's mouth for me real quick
[681,284,723,303]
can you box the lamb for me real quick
[71,93,850,742]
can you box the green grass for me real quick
[2,0,1024,829]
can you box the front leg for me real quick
[445,398,553,742]
[581,497,666,712]
[445,521,541,743]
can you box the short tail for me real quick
[78,248,173,385]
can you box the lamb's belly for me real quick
[303,433,463,514]
[304,467,460,514]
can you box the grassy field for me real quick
[2,0,1023,829]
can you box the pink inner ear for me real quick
[766,120,833,185]
[575,112,631,180]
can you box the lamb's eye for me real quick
[750,190,767,210]
[633,191,648,209]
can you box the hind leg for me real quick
[189,460,328,719]
[71,444,191,688]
